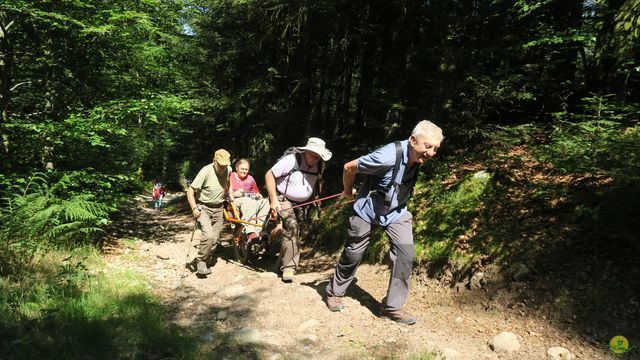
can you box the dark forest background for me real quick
[1,0,639,358]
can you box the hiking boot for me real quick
[325,292,345,312]
[379,307,417,325]
[196,261,211,276]
[281,268,294,282]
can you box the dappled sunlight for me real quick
[439,143,639,350]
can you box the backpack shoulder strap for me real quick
[274,150,300,180]
[384,141,403,192]
[382,141,403,206]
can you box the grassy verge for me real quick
[0,246,198,359]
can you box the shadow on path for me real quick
[300,278,381,317]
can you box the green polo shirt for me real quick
[191,163,231,206]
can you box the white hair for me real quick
[235,158,250,168]
[411,120,443,142]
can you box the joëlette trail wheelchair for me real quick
[222,198,275,264]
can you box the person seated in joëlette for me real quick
[230,158,270,242]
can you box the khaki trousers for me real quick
[196,205,224,262]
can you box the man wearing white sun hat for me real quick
[266,137,332,282]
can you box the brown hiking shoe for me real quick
[325,293,345,312]
[379,307,417,325]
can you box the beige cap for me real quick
[214,149,231,166]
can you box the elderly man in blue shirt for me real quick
[324,120,444,325]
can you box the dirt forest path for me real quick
[105,193,614,360]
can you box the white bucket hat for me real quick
[299,137,332,161]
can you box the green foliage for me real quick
[513,0,552,18]
[52,170,144,208]
[59,94,196,173]
[0,173,113,275]
[411,170,494,264]
[541,120,640,179]
[0,247,198,359]
[1,0,195,187]
[363,230,389,263]
[309,198,355,252]
[488,123,543,147]
[539,95,640,183]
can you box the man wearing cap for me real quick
[324,120,443,325]
[265,137,332,282]
[187,148,233,276]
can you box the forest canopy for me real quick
[1,0,638,270]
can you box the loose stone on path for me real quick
[216,310,228,320]
[231,327,262,344]
[439,348,459,359]
[156,248,170,259]
[297,319,320,332]
[217,284,246,299]
[488,331,520,353]
[298,334,318,345]
[547,346,573,360]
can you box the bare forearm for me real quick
[265,170,278,203]
[187,187,202,218]
[226,171,234,200]
[187,187,197,210]
[343,160,358,196]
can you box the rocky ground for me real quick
[104,194,619,359]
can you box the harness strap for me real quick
[278,152,323,202]
[382,141,403,206]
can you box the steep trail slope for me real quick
[104,194,613,359]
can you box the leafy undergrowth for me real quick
[0,247,199,359]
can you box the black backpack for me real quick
[367,141,418,207]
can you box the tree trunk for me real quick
[0,14,14,168]
[354,36,375,130]
[552,0,583,85]
[593,0,640,101]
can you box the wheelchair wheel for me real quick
[233,235,251,264]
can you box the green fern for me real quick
[0,173,113,275]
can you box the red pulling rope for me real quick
[224,192,353,226]
[315,198,355,211]
[277,192,345,212]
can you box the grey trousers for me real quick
[196,205,224,262]
[271,195,300,272]
[326,211,414,311]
